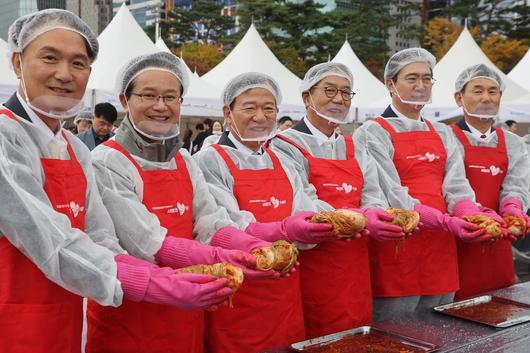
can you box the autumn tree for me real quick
[177,42,225,76]
[424,17,528,73]
[480,33,529,72]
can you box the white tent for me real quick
[508,49,530,92]
[85,3,159,108]
[201,24,305,118]
[427,27,530,121]
[0,38,18,103]
[332,40,388,121]
[155,38,223,117]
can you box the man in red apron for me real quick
[195,72,360,352]
[451,64,530,300]
[0,10,234,353]
[353,48,502,321]
[269,63,406,337]
[87,54,280,353]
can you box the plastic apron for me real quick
[370,117,459,297]
[451,126,514,300]
[0,109,86,353]
[205,144,305,353]
[86,140,202,353]
[274,134,372,338]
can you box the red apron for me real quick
[370,117,459,297]
[274,134,372,338]
[0,109,86,353]
[205,144,304,353]
[451,126,514,300]
[86,140,202,353]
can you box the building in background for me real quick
[387,0,422,53]
[0,0,67,40]
[67,0,113,35]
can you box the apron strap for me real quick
[61,131,83,170]
[450,124,471,147]
[0,109,19,122]
[173,151,193,189]
[495,128,507,154]
[274,134,313,160]
[344,135,355,159]
[373,116,396,134]
[211,143,241,176]
[263,147,282,170]
[103,140,146,176]
[424,119,436,132]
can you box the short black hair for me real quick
[94,102,117,123]
[204,118,213,128]
[278,116,293,125]
[505,120,517,127]
[195,123,204,130]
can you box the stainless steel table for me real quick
[260,282,530,352]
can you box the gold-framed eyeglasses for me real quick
[131,93,183,105]
[313,86,355,101]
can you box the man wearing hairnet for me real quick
[269,63,406,338]
[74,109,92,134]
[354,48,504,320]
[0,9,236,353]
[87,53,282,353]
[195,72,348,351]
[450,64,530,300]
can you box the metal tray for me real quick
[434,295,530,328]
[290,326,440,352]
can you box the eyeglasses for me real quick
[400,77,436,86]
[131,93,183,105]
[313,86,355,101]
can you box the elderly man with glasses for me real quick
[269,62,404,338]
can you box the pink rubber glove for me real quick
[356,208,405,241]
[451,198,482,217]
[478,206,506,226]
[245,211,338,243]
[155,236,276,280]
[500,198,530,228]
[116,255,232,310]
[211,226,272,253]
[414,204,489,242]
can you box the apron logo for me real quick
[249,196,286,208]
[468,164,504,176]
[489,165,501,176]
[406,152,440,162]
[69,202,85,218]
[341,183,353,194]
[322,183,357,194]
[156,203,189,216]
[270,196,280,208]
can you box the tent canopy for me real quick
[332,40,388,120]
[508,49,530,92]
[87,4,158,93]
[201,23,305,118]
[426,27,530,121]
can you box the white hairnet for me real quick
[222,72,282,106]
[74,110,93,124]
[7,9,98,62]
[116,52,189,96]
[299,62,353,93]
[384,48,436,81]
[454,63,505,93]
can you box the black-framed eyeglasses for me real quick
[313,86,355,101]
[131,92,183,105]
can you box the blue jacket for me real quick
[76,129,114,151]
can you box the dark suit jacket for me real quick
[76,129,113,151]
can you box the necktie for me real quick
[480,134,487,139]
